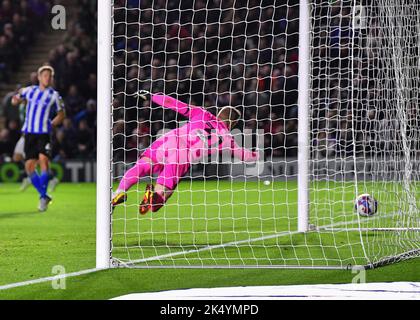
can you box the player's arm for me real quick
[51,94,66,128]
[226,134,260,163]
[11,88,27,106]
[231,137,260,163]
[52,110,65,128]
[138,90,194,118]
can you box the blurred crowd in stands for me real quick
[0,0,49,83]
[113,0,419,163]
[2,0,413,165]
[113,0,301,162]
[0,0,97,162]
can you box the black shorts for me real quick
[24,134,51,160]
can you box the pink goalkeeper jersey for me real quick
[144,94,259,165]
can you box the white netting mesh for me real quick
[110,0,419,268]
[310,0,419,267]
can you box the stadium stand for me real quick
[112,0,300,162]
[0,0,97,162]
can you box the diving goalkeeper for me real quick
[112,91,259,215]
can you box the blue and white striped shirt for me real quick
[20,86,64,134]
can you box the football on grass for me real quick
[355,193,378,217]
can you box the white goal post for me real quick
[97,0,112,269]
[97,0,420,270]
[297,0,311,233]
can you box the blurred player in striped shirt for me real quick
[12,66,65,212]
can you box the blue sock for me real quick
[39,171,50,198]
[30,172,43,196]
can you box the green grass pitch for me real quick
[0,182,418,300]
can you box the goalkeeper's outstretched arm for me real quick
[228,136,260,163]
[138,90,194,118]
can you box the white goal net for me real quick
[308,0,420,268]
[104,0,420,269]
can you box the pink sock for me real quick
[117,160,151,192]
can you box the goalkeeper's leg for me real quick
[112,157,159,207]
[140,162,190,214]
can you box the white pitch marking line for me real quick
[121,213,393,266]
[0,268,103,291]
[0,213,394,290]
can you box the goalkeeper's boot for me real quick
[150,191,165,213]
[139,184,154,215]
[111,191,127,208]
[38,195,52,212]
